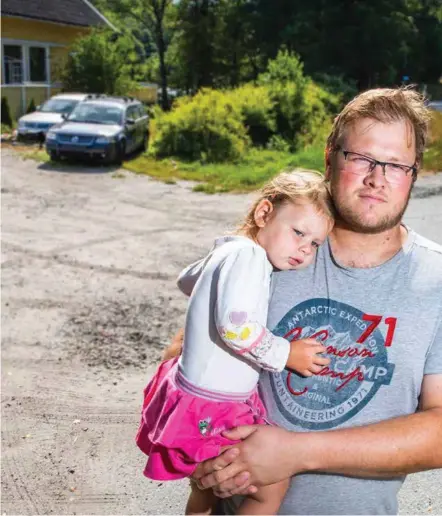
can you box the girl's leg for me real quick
[185,480,218,515]
[237,479,289,515]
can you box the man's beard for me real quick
[330,182,413,235]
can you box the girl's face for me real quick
[255,200,333,270]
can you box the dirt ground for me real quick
[1,148,441,515]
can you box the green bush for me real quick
[226,84,276,146]
[27,99,37,113]
[151,89,249,162]
[1,97,13,127]
[258,51,338,150]
[295,80,340,147]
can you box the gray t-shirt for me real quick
[257,227,442,515]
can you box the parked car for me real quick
[45,95,149,164]
[17,93,88,142]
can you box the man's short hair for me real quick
[326,87,431,168]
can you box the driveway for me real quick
[1,149,442,515]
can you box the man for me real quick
[193,88,442,515]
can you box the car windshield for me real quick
[40,98,80,114]
[67,104,123,125]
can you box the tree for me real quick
[99,0,174,110]
[61,28,140,94]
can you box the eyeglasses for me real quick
[338,149,417,184]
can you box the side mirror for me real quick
[61,113,67,120]
[126,118,135,126]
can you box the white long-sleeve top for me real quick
[177,236,290,394]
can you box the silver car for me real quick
[17,93,88,141]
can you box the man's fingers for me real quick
[222,425,257,441]
[214,480,258,498]
[193,448,239,480]
[308,364,323,374]
[211,470,251,496]
[199,461,247,490]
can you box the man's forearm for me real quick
[301,408,442,478]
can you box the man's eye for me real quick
[351,157,371,165]
[293,229,304,237]
[388,163,408,172]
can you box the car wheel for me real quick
[115,140,126,165]
[141,132,148,152]
[106,141,125,166]
[49,150,61,162]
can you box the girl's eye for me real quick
[293,229,304,237]
[312,241,320,249]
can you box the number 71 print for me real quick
[357,314,397,347]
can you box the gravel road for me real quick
[1,148,441,515]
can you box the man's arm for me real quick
[194,374,442,496]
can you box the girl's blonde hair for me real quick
[238,170,335,239]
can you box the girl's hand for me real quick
[286,338,330,376]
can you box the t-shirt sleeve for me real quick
[214,246,290,372]
[424,318,442,375]
[177,258,206,297]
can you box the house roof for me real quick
[1,0,115,29]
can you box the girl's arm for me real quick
[214,245,290,373]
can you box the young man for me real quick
[193,88,442,515]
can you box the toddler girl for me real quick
[136,171,335,514]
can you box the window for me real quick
[126,105,138,121]
[136,105,146,118]
[29,47,47,82]
[3,45,23,84]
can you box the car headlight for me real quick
[95,136,111,144]
[18,120,27,128]
[46,131,57,140]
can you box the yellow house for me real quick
[1,0,116,119]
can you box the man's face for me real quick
[326,118,416,234]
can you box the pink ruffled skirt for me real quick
[136,357,268,480]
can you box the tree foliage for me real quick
[61,29,140,94]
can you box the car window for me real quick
[136,105,146,118]
[40,99,80,114]
[67,104,123,125]
[126,106,139,121]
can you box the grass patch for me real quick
[124,146,325,193]
[423,111,442,172]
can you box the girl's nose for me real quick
[299,243,312,255]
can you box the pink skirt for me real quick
[136,357,268,480]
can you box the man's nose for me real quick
[364,163,387,188]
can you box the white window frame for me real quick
[2,38,64,88]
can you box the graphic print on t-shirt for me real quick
[270,298,396,430]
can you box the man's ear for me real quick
[254,199,274,228]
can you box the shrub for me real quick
[226,84,276,146]
[1,97,13,127]
[27,99,37,113]
[295,80,340,147]
[151,89,249,162]
[258,51,338,150]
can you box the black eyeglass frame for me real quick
[337,148,418,182]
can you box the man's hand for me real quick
[192,425,303,498]
[286,338,330,376]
